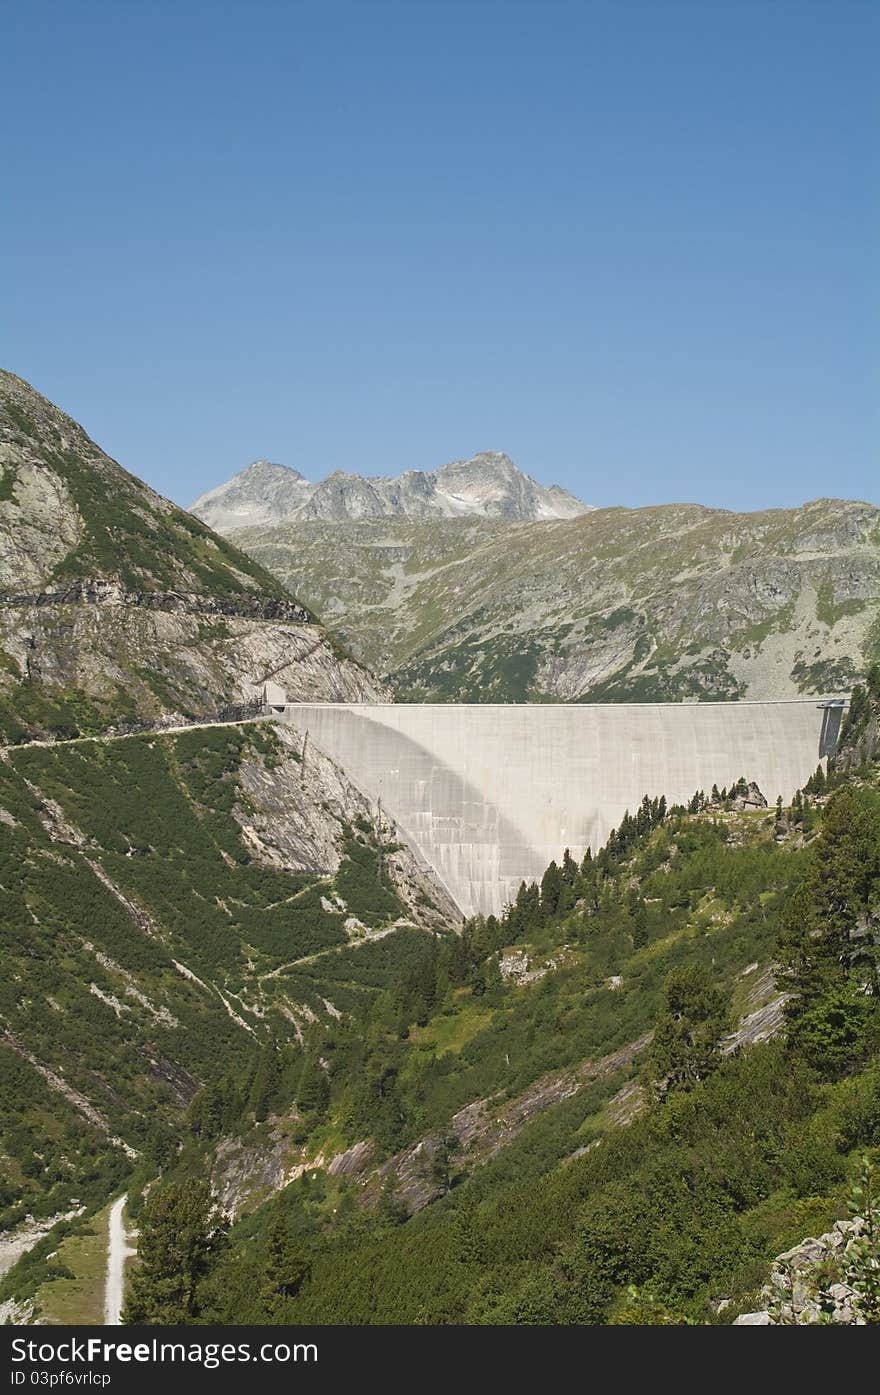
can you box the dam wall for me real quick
[277,701,831,917]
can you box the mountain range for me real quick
[188,442,879,707]
[226,502,880,704]
[9,366,876,718]
[2,371,880,1329]
[189,452,590,530]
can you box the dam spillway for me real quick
[276,701,834,918]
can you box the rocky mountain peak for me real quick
[432,451,587,520]
[244,459,307,483]
[190,449,590,530]
[189,460,314,531]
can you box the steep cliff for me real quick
[0,371,383,741]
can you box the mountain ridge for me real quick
[190,451,591,530]
[229,498,880,703]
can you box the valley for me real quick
[1,372,879,1328]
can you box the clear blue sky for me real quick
[2,0,877,511]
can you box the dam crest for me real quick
[273,700,841,917]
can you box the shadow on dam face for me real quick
[276,701,834,918]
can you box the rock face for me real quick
[734,1219,872,1325]
[190,451,590,529]
[0,371,383,739]
[832,671,880,773]
[230,500,880,702]
[188,460,315,532]
[0,371,297,598]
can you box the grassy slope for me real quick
[175,781,879,1324]
[232,501,880,701]
[36,1202,112,1325]
[6,717,880,1323]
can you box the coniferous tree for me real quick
[428,1132,460,1195]
[779,787,880,1071]
[378,1173,409,1227]
[296,1053,329,1118]
[631,899,649,949]
[644,964,731,1099]
[561,847,579,885]
[249,1044,281,1122]
[540,861,563,920]
[123,1180,219,1324]
[261,1196,309,1317]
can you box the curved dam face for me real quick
[277,702,833,918]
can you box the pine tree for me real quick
[249,1044,281,1122]
[644,964,731,1099]
[779,787,880,1071]
[123,1179,219,1324]
[261,1196,309,1318]
[427,1132,460,1195]
[296,1053,329,1117]
[561,847,579,885]
[540,861,563,920]
[378,1173,409,1227]
[631,899,649,949]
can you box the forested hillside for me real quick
[132,702,875,1326]
[0,718,454,1305]
[6,675,878,1324]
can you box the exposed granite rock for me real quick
[0,608,384,742]
[735,1219,872,1325]
[191,452,590,530]
[0,578,313,623]
[358,1031,655,1216]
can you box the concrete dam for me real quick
[276,700,840,918]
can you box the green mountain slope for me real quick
[6,685,880,1324]
[0,370,292,599]
[0,720,455,1251]
[230,501,880,701]
[0,372,381,742]
[139,739,880,1327]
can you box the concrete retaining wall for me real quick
[277,702,830,916]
